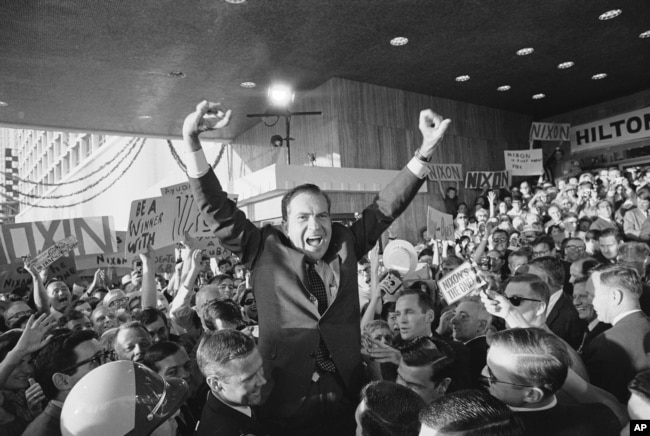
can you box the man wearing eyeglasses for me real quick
[25,330,106,436]
[483,327,619,436]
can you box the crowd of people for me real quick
[1,102,650,435]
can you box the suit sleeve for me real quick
[188,169,262,268]
[349,165,426,258]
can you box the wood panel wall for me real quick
[227,77,533,243]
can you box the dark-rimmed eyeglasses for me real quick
[242,299,255,306]
[107,297,129,308]
[482,365,532,388]
[505,295,542,307]
[60,349,112,374]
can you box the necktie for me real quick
[306,262,337,373]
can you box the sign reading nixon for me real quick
[465,171,509,190]
[504,150,543,176]
[570,107,650,153]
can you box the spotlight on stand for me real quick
[247,84,321,165]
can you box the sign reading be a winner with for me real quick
[438,262,484,304]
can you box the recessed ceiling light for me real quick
[557,61,575,69]
[138,115,152,120]
[225,0,246,3]
[592,73,608,80]
[0,101,8,107]
[390,37,409,46]
[497,85,511,92]
[532,93,546,100]
[640,30,650,39]
[240,81,256,88]
[455,75,470,82]
[599,9,622,20]
[168,71,186,78]
[516,47,534,56]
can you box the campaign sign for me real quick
[0,262,32,293]
[195,236,231,259]
[0,216,117,266]
[464,171,509,189]
[529,122,570,142]
[125,197,175,258]
[28,236,78,273]
[504,150,543,176]
[426,164,463,182]
[76,231,130,270]
[427,206,455,241]
[437,262,484,304]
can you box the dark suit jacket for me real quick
[515,401,620,436]
[546,292,585,350]
[623,207,649,241]
[582,311,650,403]
[577,321,611,354]
[195,392,266,436]
[189,164,424,418]
[21,401,61,436]
[464,335,487,388]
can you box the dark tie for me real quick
[306,262,337,373]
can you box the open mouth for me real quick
[306,236,323,247]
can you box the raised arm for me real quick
[23,257,48,314]
[140,246,157,309]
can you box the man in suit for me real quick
[485,327,620,436]
[450,295,491,387]
[25,330,104,436]
[195,330,267,436]
[181,101,451,435]
[572,278,610,354]
[527,257,585,350]
[583,264,650,403]
[623,186,650,241]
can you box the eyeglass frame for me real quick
[505,295,542,307]
[482,365,534,389]
[107,297,129,308]
[60,349,113,374]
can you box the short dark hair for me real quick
[505,273,551,305]
[140,308,168,329]
[528,256,565,290]
[532,235,554,252]
[32,329,97,400]
[197,330,256,378]
[419,389,524,435]
[489,328,569,395]
[400,336,456,386]
[113,321,149,349]
[396,289,434,313]
[629,369,650,401]
[598,227,621,241]
[203,299,243,331]
[281,183,331,222]
[142,341,182,373]
[359,381,425,436]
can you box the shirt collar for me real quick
[612,309,643,326]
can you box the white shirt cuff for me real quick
[407,157,431,179]
[183,149,210,178]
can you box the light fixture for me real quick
[455,75,470,82]
[532,93,546,100]
[599,9,622,20]
[557,61,575,69]
[168,71,186,78]
[0,101,8,107]
[592,73,608,80]
[240,81,256,88]
[516,47,534,56]
[390,37,409,46]
[270,134,283,147]
[225,0,246,3]
[640,30,650,39]
[138,115,152,120]
[497,85,511,92]
[267,84,295,108]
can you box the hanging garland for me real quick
[0,137,139,186]
[1,138,146,209]
[166,140,228,173]
[2,137,141,200]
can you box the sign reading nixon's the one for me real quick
[465,171,509,189]
[570,107,650,153]
[504,150,543,176]
[438,262,484,304]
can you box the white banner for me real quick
[570,107,650,153]
[504,149,543,176]
[438,262,484,304]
